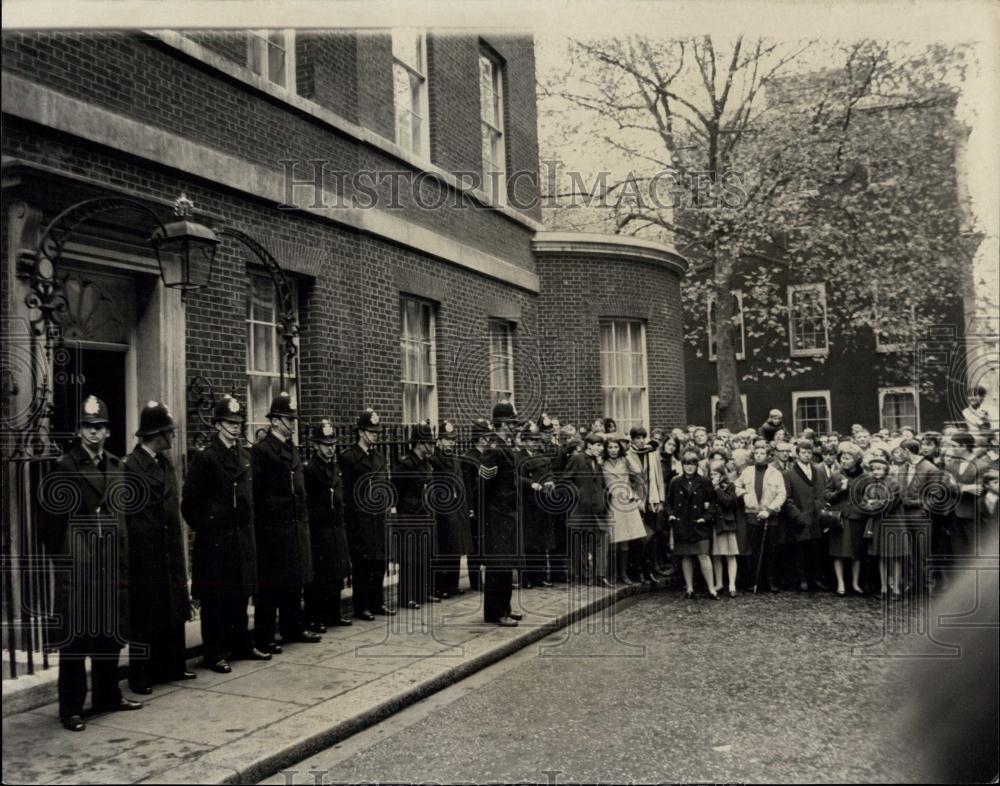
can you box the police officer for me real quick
[393,422,438,609]
[518,421,555,589]
[339,409,396,620]
[479,401,525,627]
[182,394,266,673]
[429,419,474,598]
[125,401,193,694]
[252,393,319,652]
[40,395,141,731]
[303,419,353,631]
[462,418,493,591]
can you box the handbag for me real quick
[817,504,843,534]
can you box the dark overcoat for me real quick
[517,452,555,552]
[782,461,829,543]
[338,444,390,561]
[712,481,740,535]
[479,440,520,558]
[251,432,313,587]
[392,450,434,518]
[125,447,189,632]
[304,455,352,582]
[39,444,130,648]
[562,452,608,519]
[429,449,475,556]
[665,473,715,543]
[181,435,257,601]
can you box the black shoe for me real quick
[685,591,695,600]
[238,647,272,661]
[598,578,615,588]
[375,606,398,616]
[330,617,354,626]
[769,584,780,593]
[129,684,153,695]
[307,622,328,634]
[508,611,524,621]
[496,616,519,627]
[428,595,442,603]
[172,670,198,681]
[95,698,143,713]
[354,611,376,621]
[267,643,283,655]
[205,659,232,673]
[61,715,85,732]
[709,592,721,601]
[540,580,554,587]
[288,630,322,643]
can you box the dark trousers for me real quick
[791,538,826,587]
[468,517,482,590]
[434,555,461,596]
[397,528,432,605]
[128,623,186,690]
[550,514,568,582]
[254,584,304,648]
[351,557,386,614]
[200,592,251,664]
[749,522,780,588]
[521,547,547,587]
[483,566,513,621]
[304,581,344,625]
[58,635,122,718]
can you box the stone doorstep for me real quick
[143,582,642,785]
[1,572,402,717]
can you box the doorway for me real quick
[51,343,129,457]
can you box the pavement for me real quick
[264,583,998,785]
[1,579,644,785]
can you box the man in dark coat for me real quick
[517,422,555,589]
[900,437,948,593]
[303,419,353,632]
[562,431,611,586]
[479,402,524,626]
[125,401,194,694]
[759,409,785,443]
[429,419,474,598]
[251,393,320,653]
[182,394,267,673]
[39,395,142,731]
[461,418,493,591]
[782,439,830,591]
[339,409,396,620]
[392,423,438,609]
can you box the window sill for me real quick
[789,348,829,358]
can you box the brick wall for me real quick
[296,30,359,123]
[1,31,537,271]
[535,254,688,430]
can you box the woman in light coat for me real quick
[603,435,647,584]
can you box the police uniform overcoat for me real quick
[251,432,313,587]
[304,455,352,582]
[338,444,390,561]
[181,435,257,600]
[517,452,555,552]
[428,449,475,556]
[479,440,520,558]
[125,447,189,630]
[39,443,130,647]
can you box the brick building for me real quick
[1,29,688,667]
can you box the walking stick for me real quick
[752,518,768,594]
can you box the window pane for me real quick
[267,37,286,86]
[252,277,275,322]
[252,323,273,371]
[249,33,266,76]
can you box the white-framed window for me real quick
[875,303,917,353]
[710,394,748,433]
[600,319,649,434]
[246,272,299,439]
[708,289,746,361]
[248,30,295,90]
[400,296,438,425]
[392,28,430,158]
[792,390,832,435]
[879,387,920,432]
[788,283,829,356]
[488,319,515,405]
[479,49,506,205]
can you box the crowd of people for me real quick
[38,390,999,732]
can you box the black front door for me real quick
[52,344,128,457]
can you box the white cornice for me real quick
[531,231,689,276]
[2,72,540,293]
